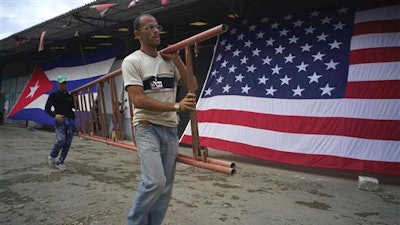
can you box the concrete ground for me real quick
[0,124,399,225]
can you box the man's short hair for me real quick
[133,14,154,31]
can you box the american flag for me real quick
[181,1,400,176]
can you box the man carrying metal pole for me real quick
[122,14,197,225]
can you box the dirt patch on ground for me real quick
[1,125,399,225]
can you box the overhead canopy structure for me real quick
[0,0,346,77]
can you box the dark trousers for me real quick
[49,118,75,164]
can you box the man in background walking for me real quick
[45,75,76,171]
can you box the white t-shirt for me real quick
[122,50,181,127]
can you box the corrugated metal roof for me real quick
[0,0,208,61]
[0,0,348,64]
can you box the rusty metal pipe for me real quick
[161,24,228,53]
[71,69,122,93]
[80,133,136,150]
[178,153,236,169]
[73,24,235,174]
[178,157,235,175]
[79,134,235,175]
[71,24,228,94]
[184,46,201,160]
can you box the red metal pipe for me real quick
[178,157,235,175]
[79,133,235,175]
[178,153,235,169]
[71,69,122,93]
[161,24,228,53]
[74,24,235,174]
[71,24,228,94]
[80,133,137,151]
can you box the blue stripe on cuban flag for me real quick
[7,45,121,125]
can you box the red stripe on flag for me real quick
[196,109,400,141]
[180,136,400,176]
[350,47,400,64]
[345,80,400,99]
[352,20,400,36]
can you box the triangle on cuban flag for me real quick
[7,44,122,125]
[7,65,54,120]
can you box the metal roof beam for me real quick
[72,13,125,40]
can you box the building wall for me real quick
[0,74,29,126]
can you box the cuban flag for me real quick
[7,45,121,125]
[181,1,400,176]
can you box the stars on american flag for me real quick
[203,5,353,99]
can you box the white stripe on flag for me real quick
[45,58,115,81]
[354,5,400,23]
[25,93,98,110]
[183,122,400,162]
[350,33,400,50]
[348,62,400,81]
[197,95,400,120]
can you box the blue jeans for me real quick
[127,124,179,225]
[49,118,75,165]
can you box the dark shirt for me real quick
[45,90,75,119]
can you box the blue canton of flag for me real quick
[203,5,355,99]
